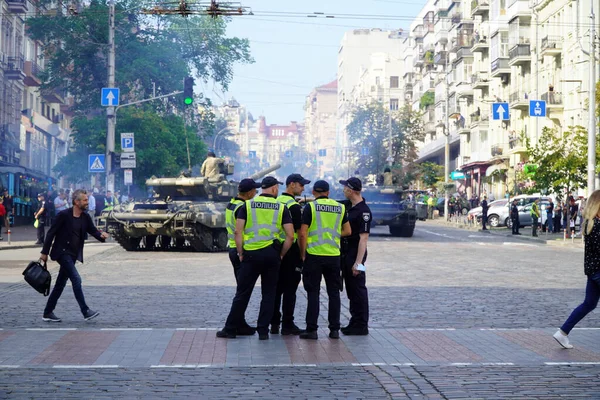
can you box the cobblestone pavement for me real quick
[0,224,598,399]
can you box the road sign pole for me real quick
[105,0,116,192]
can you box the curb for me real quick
[0,243,42,251]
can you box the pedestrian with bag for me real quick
[271,173,311,336]
[224,178,262,336]
[339,177,372,336]
[298,180,351,340]
[40,189,109,322]
[217,176,295,340]
[531,198,540,237]
[553,190,600,349]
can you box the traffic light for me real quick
[183,77,194,105]
[111,152,121,170]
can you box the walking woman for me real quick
[553,190,600,349]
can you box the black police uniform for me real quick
[271,192,303,334]
[341,198,372,332]
[481,199,488,230]
[222,194,292,337]
[302,197,348,333]
[36,198,47,244]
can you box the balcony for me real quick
[42,88,66,104]
[24,61,43,86]
[490,57,510,77]
[453,115,470,135]
[404,81,413,95]
[471,72,490,89]
[423,107,436,133]
[5,55,25,80]
[508,136,527,154]
[471,35,489,53]
[455,82,473,98]
[413,53,425,68]
[508,44,531,66]
[470,108,490,128]
[434,51,448,65]
[7,0,28,13]
[450,12,462,25]
[541,91,563,109]
[471,0,490,16]
[541,36,562,57]
[509,91,529,110]
[455,46,473,61]
[60,96,76,117]
[435,27,449,44]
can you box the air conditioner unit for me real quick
[500,75,509,85]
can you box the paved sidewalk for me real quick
[0,224,109,251]
[0,327,598,368]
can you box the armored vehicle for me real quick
[103,163,281,252]
[362,186,417,237]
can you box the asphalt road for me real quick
[0,222,598,399]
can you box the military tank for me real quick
[362,186,417,237]
[102,163,281,252]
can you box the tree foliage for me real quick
[346,101,425,185]
[53,108,206,187]
[418,162,443,188]
[524,126,598,195]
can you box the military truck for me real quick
[102,163,281,252]
[362,186,417,237]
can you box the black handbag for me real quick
[23,259,51,296]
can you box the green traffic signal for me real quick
[184,97,193,105]
[183,76,194,106]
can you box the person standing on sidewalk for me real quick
[54,190,68,215]
[0,201,5,241]
[340,177,372,336]
[2,188,14,233]
[224,178,261,336]
[546,198,554,233]
[481,195,489,230]
[569,197,579,236]
[217,177,295,340]
[40,189,109,322]
[271,173,311,336]
[531,198,540,237]
[34,193,47,245]
[510,199,521,235]
[553,190,600,349]
[298,180,351,340]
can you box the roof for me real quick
[318,80,338,90]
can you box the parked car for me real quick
[468,199,507,223]
[436,196,471,216]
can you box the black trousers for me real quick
[228,248,252,328]
[37,222,45,243]
[511,218,520,234]
[342,253,369,329]
[481,214,487,230]
[271,244,302,328]
[302,254,341,332]
[532,216,539,236]
[224,245,280,334]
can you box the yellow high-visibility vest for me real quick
[306,198,345,256]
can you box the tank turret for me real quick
[249,163,282,181]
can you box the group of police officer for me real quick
[217,174,372,340]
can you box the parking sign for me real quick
[121,132,134,152]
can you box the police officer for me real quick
[271,173,311,335]
[217,176,295,340]
[511,199,521,235]
[298,180,351,340]
[481,195,489,231]
[225,178,262,336]
[339,177,372,336]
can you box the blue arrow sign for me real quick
[101,88,120,106]
[529,100,546,117]
[88,154,106,173]
[361,147,369,156]
[492,103,510,120]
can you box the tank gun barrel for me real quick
[248,163,282,180]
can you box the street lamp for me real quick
[212,127,231,155]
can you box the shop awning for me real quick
[486,163,509,176]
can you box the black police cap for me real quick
[339,177,362,191]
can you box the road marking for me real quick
[407,328,456,331]
[502,242,536,247]
[545,362,600,366]
[573,328,600,330]
[468,235,494,239]
[0,365,19,368]
[100,328,153,331]
[53,365,120,368]
[26,328,77,331]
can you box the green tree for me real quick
[524,126,597,195]
[418,162,443,188]
[53,108,206,187]
[346,102,424,184]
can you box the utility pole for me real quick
[588,5,597,196]
[105,0,116,192]
[444,53,450,220]
[388,94,393,166]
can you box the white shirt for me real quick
[88,194,96,211]
[54,196,68,212]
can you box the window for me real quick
[390,99,399,111]
[390,76,399,88]
[375,76,381,86]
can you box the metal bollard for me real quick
[563,229,566,241]
[7,229,10,245]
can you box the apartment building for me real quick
[337,28,406,171]
[411,0,596,200]
[0,0,74,223]
[304,80,338,178]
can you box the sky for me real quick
[204,0,428,125]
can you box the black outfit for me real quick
[569,203,579,233]
[340,199,372,330]
[223,195,292,336]
[36,200,47,244]
[481,199,488,230]
[42,209,105,316]
[554,205,563,233]
[271,193,303,331]
[301,197,349,332]
[511,204,520,234]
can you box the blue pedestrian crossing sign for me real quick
[529,100,546,117]
[492,103,510,121]
[88,154,106,173]
[249,151,256,159]
[101,88,120,106]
